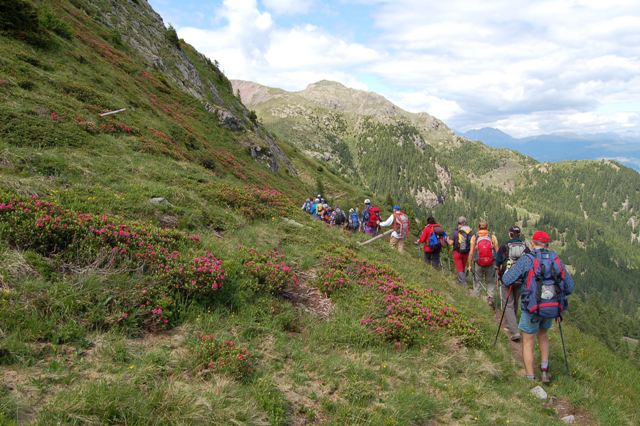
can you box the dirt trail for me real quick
[492,305,595,425]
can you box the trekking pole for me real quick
[557,317,571,376]
[498,272,503,310]
[358,229,393,246]
[493,285,512,347]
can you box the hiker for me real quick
[322,204,332,224]
[379,205,410,253]
[467,220,499,308]
[502,231,574,383]
[416,216,447,268]
[302,197,314,214]
[333,207,347,227]
[362,199,381,236]
[496,225,530,342]
[309,198,319,220]
[348,208,360,232]
[448,216,472,285]
[314,200,324,220]
[361,199,371,233]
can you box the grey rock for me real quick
[530,386,548,400]
[94,0,208,102]
[561,415,575,424]
[149,197,169,205]
[159,215,178,228]
[283,218,304,228]
[216,108,243,131]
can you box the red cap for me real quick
[532,231,551,243]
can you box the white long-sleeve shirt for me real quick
[379,214,401,239]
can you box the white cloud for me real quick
[490,111,640,138]
[177,0,377,91]
[390,91,463,121]
[364,0,640,135]
[262,0,315,15]
[173,0,640,137]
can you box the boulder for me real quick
[530,386,548,400]
[149,197,169,205]
[159,215,178,228]
[216,108,243,131]
[561,415,575,424]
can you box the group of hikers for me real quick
[302,196,575,384]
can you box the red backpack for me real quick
[393,211,410,238]
[368,206,381,228]
[475,234,495,266]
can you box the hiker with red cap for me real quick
[502,230,575,384]
[467,220,499,308]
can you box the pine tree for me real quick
[385,192,394,209]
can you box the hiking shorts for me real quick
[518,310,553,334]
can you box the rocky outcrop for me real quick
[204,103,243,131]
[413,187,442,209]
[435,163,451,190]
[95,0,222,105]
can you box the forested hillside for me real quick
[1,1,639,424]
[235,80,640,353]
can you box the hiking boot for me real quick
[510,333,521,342]
[541,369,552,384]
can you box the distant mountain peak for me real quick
[305,80,347,90]
[462,127,517,145]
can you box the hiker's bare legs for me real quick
[522,332,535,377]
[538,328,549,366]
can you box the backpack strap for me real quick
[553,255,566,280]
[525,253,538,290]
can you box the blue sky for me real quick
[149,0,640,138]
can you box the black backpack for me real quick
[454,228,472,254]
[503,241,526,283]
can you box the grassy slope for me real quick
[0,1,639,425]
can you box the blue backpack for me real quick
[428,226,447,251]
[305,202,313,214]
[350,211,360,229]
[523,250,569,319]
[362,208,370,224]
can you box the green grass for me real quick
[1,1,639,424]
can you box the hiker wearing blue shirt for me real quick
[502,231,574,384]
[311,198,321,220]
[301,197,313,214]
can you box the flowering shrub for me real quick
[217,184,289,220]
[0,194,226,331]
[242,248,299,294]
[192,334,254,380]
[368,288,483,347]
[160,252,225,297]
[318,249,484,347]
[315,269,349,295]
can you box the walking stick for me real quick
[557,317,571,376]
[493,285,512,347]
[498,272,503,311]
[358,229,393,246]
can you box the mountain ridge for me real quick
[462,127,640,171]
